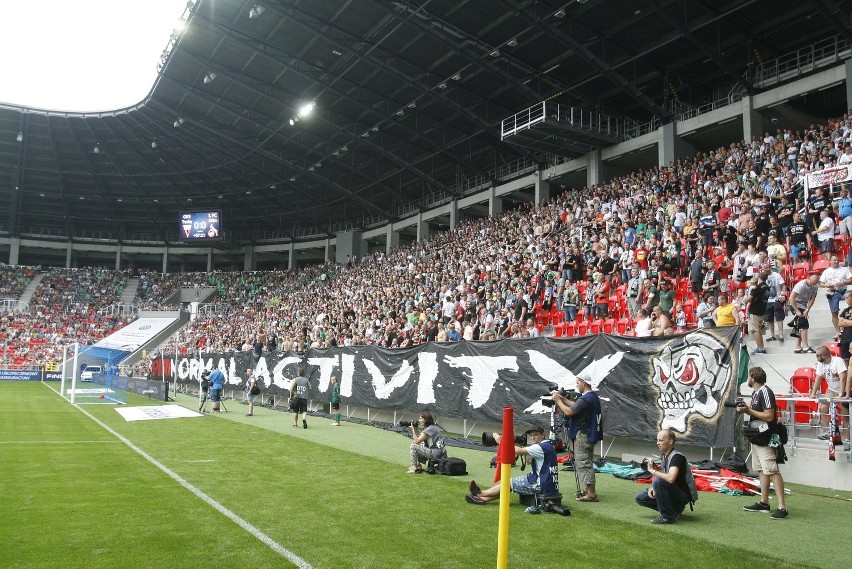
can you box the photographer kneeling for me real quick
[551,372,602,502]
[465,424,557,505]
[407,411,446,473]
[635,428,697,525]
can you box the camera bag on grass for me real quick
[429,457,467,476]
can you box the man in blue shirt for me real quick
[551,372,602,501]
[446,322,461,342]
[465,424,558,504]
[205,369,226,412]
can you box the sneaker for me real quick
[406,466,422,474]
[743,501,771,512]
[803,347,816,354]
[750,348,767,355]
[330,422,340,426]
[817,433,830,440]
[469,480,482,497]
[465,494,486,504]
[246,413,253,416]
[766,336,777,342]
[651,515,675,524]
[778,336,784,342]
[770,508,789,520]
[303,419,308,429]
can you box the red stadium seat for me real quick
[616,317,630,335]
[576,321,589,336]
[589,319,602,334]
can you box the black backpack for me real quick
[430,457,467,476]
[249,380,260,396]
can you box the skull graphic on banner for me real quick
[650,331,733,434]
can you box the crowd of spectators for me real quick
[2,110,852,367]
[0,268,131,368]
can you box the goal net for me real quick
[61,344,127,405]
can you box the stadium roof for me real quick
[1,0,850,245]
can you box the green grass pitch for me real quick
[0,382,849,568]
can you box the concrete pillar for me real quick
[386,224,399,254]
[162,247,168,274]
[115,245,122,270]
[449,199,458,229]
[324,238,332,262]
[534,171,551,205]
[244,245,255,271]
[9,237,20,265]
[288,242,295,270]
[742,96,763,145]
[488,187,503,217]
[335,230,363,264]
[416,213,429,242]
[587,150,603,188]
[658,123,676,167]
[207,248,213,272]
[66,242,72,268]
[846,59,852,112]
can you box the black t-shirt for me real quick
[664,452,691,499]
[514,298,529,321]
[841,305,852,343]
[747,282,769,316]
[787,222,808,246]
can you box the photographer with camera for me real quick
[550,372,602,502]
[405,411,446,473]
[635,429,698,525]
[465,424,558,505]
[738,366,789,519]
[205,369,225,413]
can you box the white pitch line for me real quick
[73,404,313,569]
[0,440,120,445]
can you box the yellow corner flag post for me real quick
[496,406,515,569]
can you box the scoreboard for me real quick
[179,211,222,241]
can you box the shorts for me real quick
[291,398,307,413]
[331,402,340,411]
[748,313,765,335]
[751,444,780,475]
[247,393,256,402]
[764,302,784,323]
[841,341,850,361]
[509,475,538,495]
[794,316,810,330]
[210,388,222,402]
[819,239,834,254]
[827,291,846,314]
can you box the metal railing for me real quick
[501,101,628,141]
[753,34,850,89]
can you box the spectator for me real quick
[818,255,852,341]
[810,347,847,440]
[789,272,820,354]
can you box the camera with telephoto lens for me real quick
[540,500,571,517]
[723,397,746,409]
[398,420,418,427]
[541,385,580,407]
[482,432,527,447]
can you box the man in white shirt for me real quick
[811,347,847,439]
[635,308,653,337]
[819,255,852,339]
[812,209,836,262]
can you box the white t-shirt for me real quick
[816,356,846,393]
[819,266,852,290]
[635,317,653,337]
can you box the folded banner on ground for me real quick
[176,327,740,446]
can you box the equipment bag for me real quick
[437,457,467,476]
[249,382,260,396]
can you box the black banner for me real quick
[175,328,740,446]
